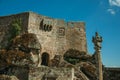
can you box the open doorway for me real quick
[41,52,49,66]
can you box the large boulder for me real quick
[0,33,42,68]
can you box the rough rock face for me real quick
[0,66,29,80]
[0,75,19,80]
[0,49,30,67]
[0,33,42,80]
[0,33,41,68]
[11,33,41,50]
[63,48,91,65]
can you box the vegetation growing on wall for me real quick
[6,18,22,49]
[63,49,81,65]
[8,18,22,43]
[64,57,80,65]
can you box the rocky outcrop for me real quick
[0,75,19,80]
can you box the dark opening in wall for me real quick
[49,25,52,31]
[39,19,52,32]
[44,24,47,31]
[41,52,49,66]
[58,27,65,36]
[46,25,49,31]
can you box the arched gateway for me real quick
[41,52,49,66]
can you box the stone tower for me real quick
[0,12,87,64]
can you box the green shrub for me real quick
[9,18,22,42]
[11,18,22,38]
[64,57,80,65]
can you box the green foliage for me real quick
[9,18,22,41]
[11,18,22,37]
[64,57,80,65]
[6,18,22,49]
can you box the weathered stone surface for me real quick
[0,33,41,68]
[103,67,120,80]
[0,12,119,80]
[0,12,87,59]
[29,67,74,80]
[0,66,29,80]
[0,75,19,80]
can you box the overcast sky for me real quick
[0,0,120,67]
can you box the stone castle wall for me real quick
[0,12,87,59]
[103,67,120,80]
[28,12,59,59]
[27,12,87,60]
[0,12,29,48]
[66,22,87,53]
